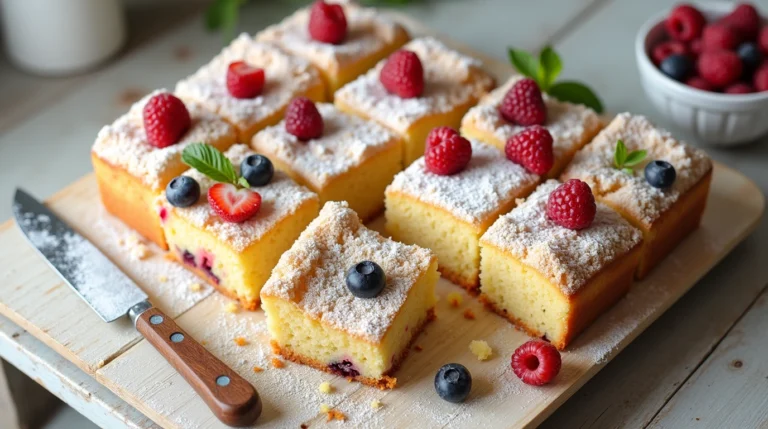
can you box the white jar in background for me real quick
[0,0,126,75]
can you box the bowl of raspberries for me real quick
[636,2,768,146]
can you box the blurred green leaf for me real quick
[548,81,604,113]
[508,48,540,84]
[538,46,562,91]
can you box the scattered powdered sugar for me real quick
[561,113,712,228]
[252,103,399,188]
[161,144,319,252]
[386,140,539,225]
[335,37,494,133]
[481,180,642,295]
[91,89,236,190]
[175,34,322,135]
[261,201,435,342]
[462,75,604,162]
[256,3,404,73]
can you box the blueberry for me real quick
[345,261,385,298]
[166,176,200,207]
[644,160,676,188]
[737,43,762,71]
[241,154,274,187]
[660,54,693,82]
[434,363,472,403]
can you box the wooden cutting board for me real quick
[0,15,764,429]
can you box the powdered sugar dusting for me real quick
[462,75,603,161]
[335,37,494,133]
[561,113,712,228]
[251,103,399,188]
[161,144,319,252]
[256,3,404,74]
[481,180,642,295]
[91,89,236,190]
[261,201,435,342]
[386,140,539,225]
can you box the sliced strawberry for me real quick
[207,183,261,223]
[226,61,265,99]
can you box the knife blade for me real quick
[12,189,262,426]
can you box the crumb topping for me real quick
[335,37,494,133]
[386,140,539,225]
[162,144,319,252]
[92,89,235,190]
[462,75,603,161]
[481,180,643,295]
[175,34,322,130]
[261,201,436,343]
[561,113,712,227]
[252,103,399,188]
[256,3,404,73]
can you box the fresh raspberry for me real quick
[425,126,459,151]
[424,134,472,175]
[546,179,596,230]
[651,41,688,64]
[759,27,768,55]
[666,4,706,42]
[285,97,324,140]
[686,76,716,91]
[379,50,424,98]
[499,78,547,126]
[724,83,754,94]
[142,93,191,148]
[719,4,761,41]
[207,183,262,223]
[511,341,561,386]
[698,50,743,87]
[226,61,265,99]
[308,0,347,44]
[505,126,554,175]
[689,38,703,56]
[753,65,768,91]
[702,24,742,51]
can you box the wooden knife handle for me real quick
[135,307,261,427]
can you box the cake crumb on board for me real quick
[463,309,476,320]
[447,292,463,307]
[469,340,493,360]
[271,357,285,368]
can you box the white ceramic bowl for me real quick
[636,2,768,147]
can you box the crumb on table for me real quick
[326,409,346,422]
[271,357,285,369]
[319,381,334,394]
[233,337,248,346]
[252,366,263,373]
[190,283,203,292]
[320,404,330,413]
[469,340,493,361]
[463,309,476,320]
[414,345,423,352]
[371,399,383,410]
[158,275,168,283]
[447,292,463,308]
[224,302,240,313]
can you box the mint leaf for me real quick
[623,150,648,167]
[508,48,540,84]
[205,0,244,43]
[622,167,634,175]
[182,143,241,186]
[539,46,562,91]
[614,140,627,169]
[238,177,251,188]
[548,81,604,113]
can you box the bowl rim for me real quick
[635,1,768,104]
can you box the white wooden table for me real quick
[0,0,767,428]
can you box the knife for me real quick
[12,189,262,427]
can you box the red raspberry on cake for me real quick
[499,78,547,126]
[142,93,191,148]
[424,133,472,175]
[666,4,706,42]
[686,76,716,91]
[701,24,742,51]
[546,179,596,230]
[379,49,425,98]
[426,126,459,150]
[652,41,688,65]
[505,125,554,175]
[226,61,265,99]
[308,0,347,44]
[754,64,768,91]
[511,340,561,386]
[698,50,742,88]
[285,97,324,140]
[208,183,262,223]
[719,3,761,41]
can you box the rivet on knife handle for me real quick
[134,307,262,426]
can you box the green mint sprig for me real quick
[182,143,251,188]
[508,46,604,113]
[613,140,647,175]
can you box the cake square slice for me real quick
[175,33,326,142]
[256,1,409,97]
[91,90,238,249]
[461,75,604,178]
[385,139,539,292]
[560,113,713,278]
[158,144,320,309]
[479,180,643,350]
[261,201,438,389]
[335,37,495,166]
[251,102,402,221]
